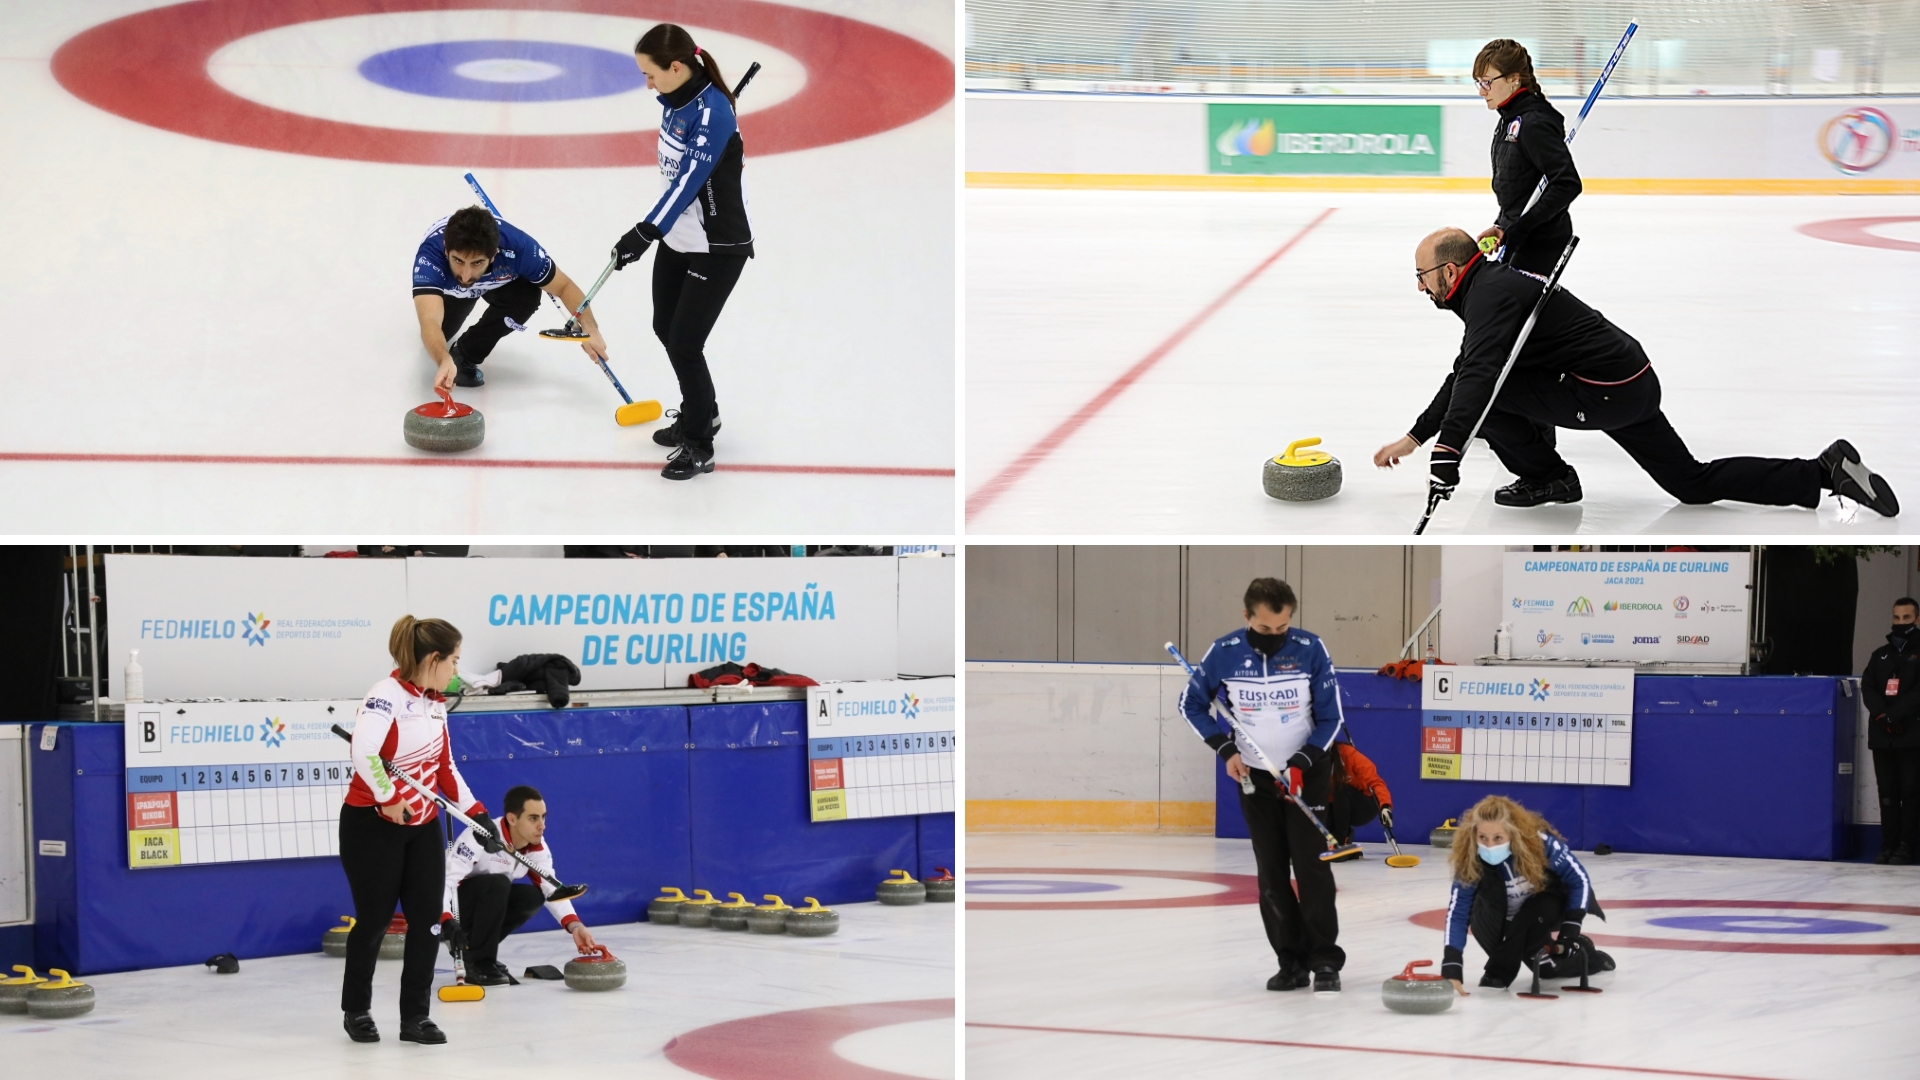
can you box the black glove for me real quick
[469,810,506,854]
[1286,745,1324,771]
[439,914,464,954]
[1555,918,1585,952]
[612,225,652,270]
[1428,447,1461,499]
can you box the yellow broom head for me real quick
[438,981,485,1002]
[1385,853,1422,868]
[616,399,663,427]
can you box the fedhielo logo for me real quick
[260,717,286,748]
[1566,597,1595,616]
[1633,635,1661,644]
[1529,678,1552,702]
[900,692,920,721]
[241,612,272,646]
[1513,597,1555,611]
[1821,108,1895,174]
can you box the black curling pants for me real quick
[1239,767,1343,972]
[1326,785,1380,845]
[652,244,748,451]
[441,276,543,363]
[1478,365,1823,507]
[1872,747,1920,852]
[338,805,445,1019]
[457,873,547,965]
[1471,891,1564,984]
[1503,215,1573,276]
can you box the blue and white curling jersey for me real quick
[639,73,753,256]
[1179,627,1345,772]
[411,215,555,299]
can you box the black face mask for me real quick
[1246,628,1289,654]
[1894,623,1916,639]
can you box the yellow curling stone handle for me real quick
[886,869,918,884]
[42,969,83,990]
[759,894,791,910]
[1273,438,1333,468]
[657,887,687,903]
[721,892,753,908]
[2,965,43,986]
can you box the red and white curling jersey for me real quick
[443,827,580,929]
[344,672,483,826]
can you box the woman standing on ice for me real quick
[609,23,755,482]
[338,616,504,1045]
[1471,39,1582,274]
[1441,795,1615,994]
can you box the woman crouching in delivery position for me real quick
[1441,795,1615,994]
[339,616,505,1044]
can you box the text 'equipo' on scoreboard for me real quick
[806,679,956,822]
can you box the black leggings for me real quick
[1479,365,1823,507]
[1326,784,1380,845]
[338,805,445,1018]
[441,276,543,363]
[652,244,747,449]
[456,874,546,966]
[1872,747,1920,851]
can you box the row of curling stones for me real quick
[0,967,95,1018]
[319,914,406,958]
[877,868,956,904]
[649,888,839,936]
[1263,437,1342,502]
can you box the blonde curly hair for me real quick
[1447,794,1565,888]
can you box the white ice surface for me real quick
[967,190,1919,535]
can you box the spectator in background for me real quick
[1863,596,1920,865]
[356,546,470,558]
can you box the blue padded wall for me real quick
[917,812,956,880]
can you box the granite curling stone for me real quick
[322,916,354,957]
[647,887,688,926]
[0,966,45,1014]
[1382,960,1455,1014]
[877,869,927,906]
[677,889,720,928]
[380,913,408,960]
[26,970,94,1019]
[924,867,955,903]
[711,892,754,931]
[1430,818,1459,849]
[562,946,626,992]
[747,895,792,934]
[404,389,485,453]
[1263,438,1342,502]
[786,897,840,937]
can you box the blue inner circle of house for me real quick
[1647,915,1888,935]
[967,879,1123,896]
[357,40,645,102]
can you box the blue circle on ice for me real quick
[966,879,1123,895]
[1647,915,1888,935]
[357,40,645,102]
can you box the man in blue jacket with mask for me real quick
[1181,577,1348,993]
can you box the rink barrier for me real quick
[1213,673,1853,861]
[21,703,953,975]
[966,799,1213,833]
[967,171,1920,195]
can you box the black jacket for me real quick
[1862,629,1920,749]
[1410,254,1650,453]
[493,653,583,709]
[1490,88,1581,259]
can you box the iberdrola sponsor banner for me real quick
[1209,103,1441,175]
[1502,552,1749,665]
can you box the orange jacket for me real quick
[1335,743,1391,807]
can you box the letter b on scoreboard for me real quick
[137,710,163,754]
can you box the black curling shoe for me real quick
[1820,439,1899,517]
[1495,470,1582,507]
[399,1016,447,1045]
[343,1012,379,1043]
[1265,963,1311,991]
[1311,967,1341,993]
[652,409,722,447]
[662,443,715,481]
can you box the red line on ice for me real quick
[0,451,950,478]
[965,207,1335,522]
[967,1022,1797,1080]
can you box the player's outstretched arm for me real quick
[542,266,609,363]
[413,293,458,394]
[1375,434,1419,468]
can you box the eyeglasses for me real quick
[1474,74,1506,91]
[1414,263,1448,282]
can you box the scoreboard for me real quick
[806,678,956,822]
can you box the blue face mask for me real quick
[1478,842,1511,864]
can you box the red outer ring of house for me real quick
[50,0,953,166]
[1409,898,1920,955]
[1796,216,1920,253]
[663,997,952,1080]
[964,867,1263,911]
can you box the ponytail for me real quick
[387,615,462,684]
[636,23,735,109]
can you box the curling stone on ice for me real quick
[404,388,485,453]
[322,916,354,957]
[1430,818,1459,849]
[647,887,689,925]
[711,892,754,931]
[786,897,840,937]
[0,966,46,1014]
[380,913,408,960]
[677,889,720,928]
[877,869,926,905]
[562,946,626,992]
[1263,438,1343,502]
[26,970,94,1019]
[924,867,955,903]
[1382,960,1455,1015]
[747,895,792,934]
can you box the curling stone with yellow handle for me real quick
[877,869,926,905]
[1263,438,1342,502]
[747,895,792,934]
[711,892,755,931]
[677,888,721,928]
[0,965,46,1014]
[786,897,840,937]
[26,969,94,1019]
[563,945,626,992]
[322,915,354,957]
[1430,818,1459,848]
[925,867,955,903]
[647,886,689,925]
